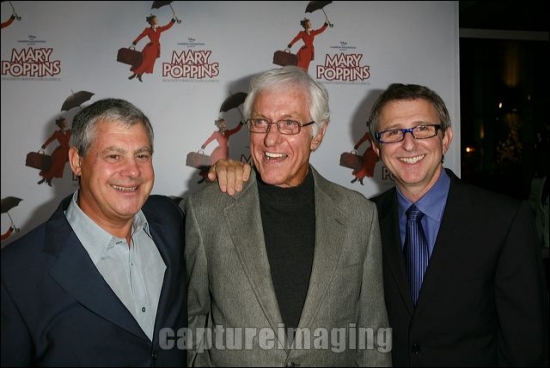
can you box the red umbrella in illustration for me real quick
[151,1,182,24]
[61,90,94,112]
[305,1,334,27]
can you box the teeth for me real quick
[112,185,137,192]
[401,155,424,164]
[265,152,286,159]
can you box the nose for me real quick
[120,157,140,178]
[264,123,282,146]
[401,130,417,151]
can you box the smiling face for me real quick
[69,121,154,234]
[372,98,453,201]
[250,86,326,188]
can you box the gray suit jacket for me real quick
[185,167,391,367]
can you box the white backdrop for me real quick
[1,1,460,246]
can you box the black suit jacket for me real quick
[1,194,187,367]
[371,168,549,366]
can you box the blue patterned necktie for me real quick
[404,205,429,305]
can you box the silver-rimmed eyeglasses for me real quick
[375,124,441,143]
[247,119,315,135]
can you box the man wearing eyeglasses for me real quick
[184,66,392,367]
[368,83,548,366]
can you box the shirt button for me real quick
[411,343,421,354]
[151,350,158,360]
[142,307,146,312]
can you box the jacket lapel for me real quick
[147,214,183,338]
[224,176,284,340]
[377,189,415,314]
[415,172,469,310]
[45,198,147,340]
[297,174,347,327]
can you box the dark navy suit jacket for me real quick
[371,168,549,366]
[1,194,187,367]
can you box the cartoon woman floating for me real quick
[287,15,329,72]
[37,117,71,186]
[351,131,380,185]
[201,118,244,165]
[129,12,177,82]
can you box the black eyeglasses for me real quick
[247,119,315,135]
[375,124,441,143]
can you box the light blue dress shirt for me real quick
[64,191,166,340]
[396,169,451,258]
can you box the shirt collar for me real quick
[397,168,450,222]
[65,190,151,265]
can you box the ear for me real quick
[442,126,453,154]
[310,122,328,151]
[68,147,82,176]
[372,142,381,158]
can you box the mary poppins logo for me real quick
[162,49,219,79]
[316,52,370,82]
[2,47,61,77]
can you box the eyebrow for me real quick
[135,147,153,154]
[101,146,152,154]
[382,120,434,130]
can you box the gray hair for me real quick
[368,83,451,139]
[243,66,330,138]
[70,98,154,156]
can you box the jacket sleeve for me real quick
[495,200,549,366]
[287,32,303,48]
[357,201,392,366]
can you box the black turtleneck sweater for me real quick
[257,169,316,331]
